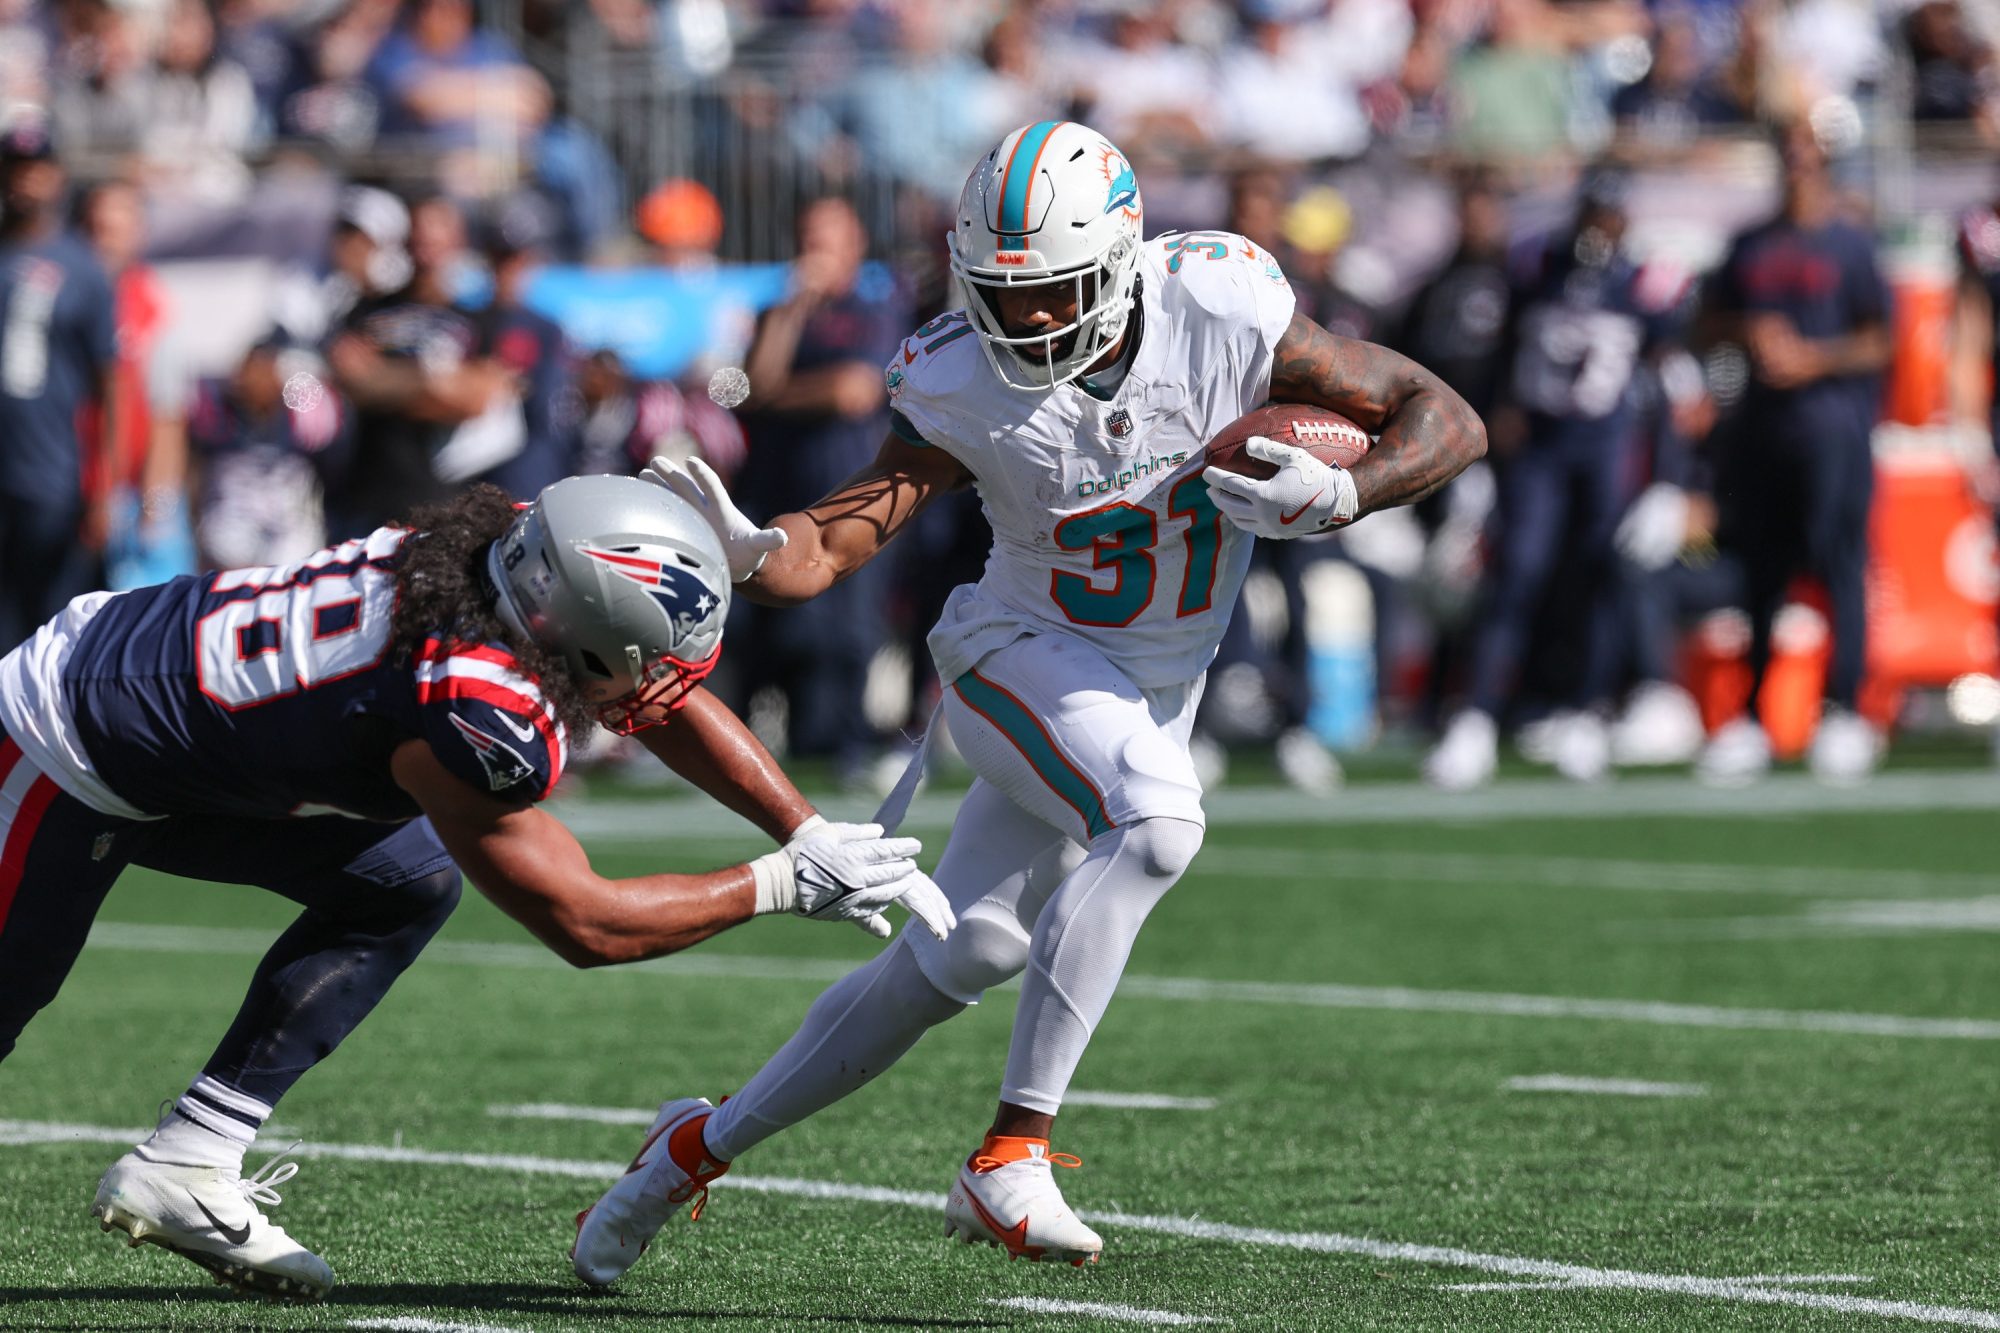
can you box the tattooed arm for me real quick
[739,433,974,607]
[1266,311,1487,514]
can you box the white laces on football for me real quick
[238,1150,301,1208]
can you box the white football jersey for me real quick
[890,232,1296,689]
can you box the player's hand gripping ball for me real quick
[1202,403,1371,539]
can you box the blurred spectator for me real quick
[730,195,906,782]
[468,196,572,500]
[836,4,994,203]
[1064,3,1215,157]
[1697,124,1891,786]
[1447,0,1577,165]
[327,193,518,535]
[1427,170,1691,789]
[1217,0,1410,163]
[0,118,118,655]
[636,178,725,269]
[273,184,413,348]
[1279,186,1380,342]
[1610,13,1749,154]
[280,0,401,154]
[566,347,747,481]
[1903,0,2000,129]
[76,177,194,590]
[52,0,262,212]
[366,0,550,149]
[1393,173,1515,423]
[189,338,352,570]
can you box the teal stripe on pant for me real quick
[951,669,1115,839]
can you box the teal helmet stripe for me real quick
[997,120,1063,251]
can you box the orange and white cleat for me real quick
[571,1097,729,1286]
[943,1133,1102,1266]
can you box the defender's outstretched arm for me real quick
[1266,312,1487,513]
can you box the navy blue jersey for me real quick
[474,304,571,500]
[0,233,116,501]
[1710,215,1889,439]
[58,527,566,820]
[1508,239,1689,434]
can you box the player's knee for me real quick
[933,903,1032,999]
[377,865,464,934]
[1115,815,1204,881]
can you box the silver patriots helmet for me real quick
[485,474,730,734]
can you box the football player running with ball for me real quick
[0,475,951,1299]
[574,121,1485,1277]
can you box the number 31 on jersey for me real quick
[1050,472,1224,627]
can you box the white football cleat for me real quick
[1514,709,1579,766]
[1424,709,1497,791]
[943,1135,1102,1266]
[92,1148,332,1300]
[572,1097,727,1286]
[1611,682,1705,767]
[1550,712,1610,784]
[1697,716,1771,787]
[1809,707,1879,786]
[1275,726,1343,795]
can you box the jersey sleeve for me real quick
[411,641,568,803]
[883,309,985,464]
[1158,232,1298,400]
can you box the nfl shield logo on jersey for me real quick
[1106,409,1133,438]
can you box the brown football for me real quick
[1204,403,1372,480]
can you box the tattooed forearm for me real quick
[1266,311,1487,514]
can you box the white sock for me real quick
[136,1074,270,1171]
[1000,817,1202,1114]
[703,942,962,1161]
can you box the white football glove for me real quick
[1614,482,1690,571]
[749,820,955,941]
[1203,438,1359,539]
[641,454,788,582]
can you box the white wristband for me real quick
[749,849,796,916]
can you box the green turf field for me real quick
[3,771,1997,1331]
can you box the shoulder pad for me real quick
[414,640,567,802]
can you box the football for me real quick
[1204,402,1373,480]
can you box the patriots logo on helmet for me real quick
[579,543,723,647]
[448,714,536,793]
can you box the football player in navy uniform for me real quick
[1426,170,1691,789]
[0,474,952,1299]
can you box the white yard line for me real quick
[487,1094,1212,1124]
[1504,1075,1709,1098]
[82,921,2000,1041]
[485,1102,657,1126]
[548,770,2000,838]
[347,1319,528,1333]
[989,1296,1219,1326]
[6,1119,1995,1329]
[1064,1091,1218,1111]
[1206,849,2000,900]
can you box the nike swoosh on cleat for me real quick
[961,1181,1037,1258]
[625,1120,673,1175]
[1279,490,1325,526]
[189,1192,252,1246]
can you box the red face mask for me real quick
[594,643,722,736]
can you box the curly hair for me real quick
[387,484,594,739]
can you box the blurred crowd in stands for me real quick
[3,0,2000,794]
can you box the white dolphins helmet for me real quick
[947,121,1144,392]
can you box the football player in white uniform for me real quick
[572,121,1485,1277]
